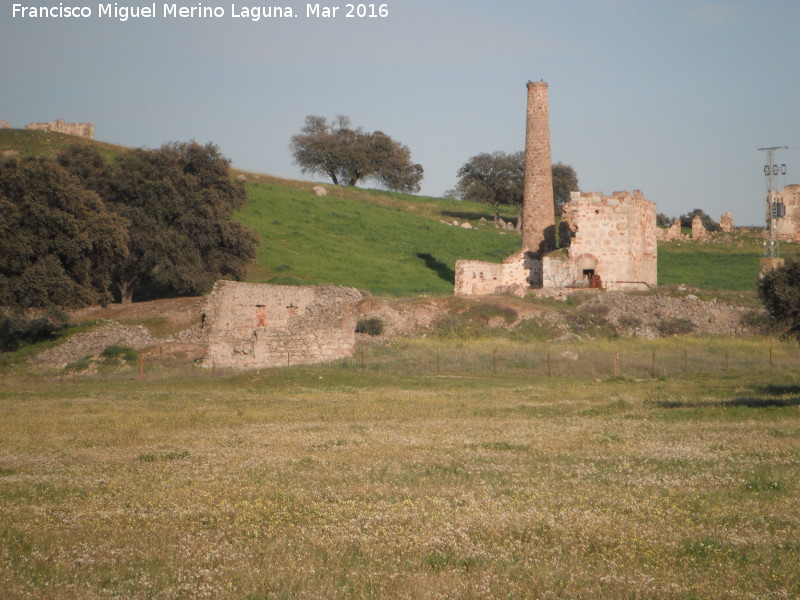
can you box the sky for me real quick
[2,0,799,225]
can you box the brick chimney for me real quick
[522,81,556,254]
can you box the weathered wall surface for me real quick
[522,81,556,253]
[201,281,364,369]
[25,119,94,139]
[774,185,800,242]
[557,190,657,291]
[454,251,539,297]
[691,215,707,240]
[720,211,734,232]
[0,120,9,129]
[656,220,684,241]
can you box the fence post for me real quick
[651,349,656,379]
[139,356,144,381]
[492,349,497,374]
[547,352,551,377]
[683,349,687,371]
[614,353,619,377]
[769,347,773,369]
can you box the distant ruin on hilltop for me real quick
[24,118,94,139]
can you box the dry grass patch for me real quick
[1,358,799,599]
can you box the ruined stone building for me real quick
[455,82,657,296]
[200,281,364,369]
[772,185,800,242]
[720,211,734,233]
[24,119,94,139]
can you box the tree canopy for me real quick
[758,258,800,339]
[453,152,579,224]
[60,142,260,303]
[680,208,720,232]
[455,151,524,226]
[290,115,423,192]
[0,156,128,309]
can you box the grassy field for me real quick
[237,181,520,295]
[2,335,799,600]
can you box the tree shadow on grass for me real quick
[652,384,800,409]
[416,253,455,284]
[441,210,492,222]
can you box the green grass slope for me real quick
[238,181,520,296]
[4,128,794,295]
[0,128,123,161]
[658,233,800,291]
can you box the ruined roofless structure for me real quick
[454,81,657,296]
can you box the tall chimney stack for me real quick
[522,81,556,254]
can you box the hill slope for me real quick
[238,181,520,295]
[2,128,794,295]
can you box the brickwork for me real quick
[25,119,94,139]
[522,81,555,254]
[201,281,364,369]
[773,185,800,242]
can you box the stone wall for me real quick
[201,281,364,369]
[454,250,539,297]
[691,215,707,240]
[720,211,734,232]
[773,185,800,242]
[656,220,684,241]
[25,119,94,139]
[557,190,657,291]
[0,120,9,129]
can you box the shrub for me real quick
[0,308,69,352]
[356,317,384,336]
[100,344,138,365]
[658,318,695,336]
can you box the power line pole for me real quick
[758,146,788,259]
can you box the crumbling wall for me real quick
[25,119,94,139]
[454,250,539,297]
[720,211,734,233]
[691,215,707,240]
[774,185,800,243]
[557,190,657,290]
[201,281,364,369]
[657,220,684,241]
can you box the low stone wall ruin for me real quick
[24,119,94,139]
[200,281,364,369]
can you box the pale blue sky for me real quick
[2,0,799,225]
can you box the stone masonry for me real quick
[454,81,657,296]
[551,191,657,291]
[201,281,364,369]
[25,119,94,139]
[522,81,556,254]
[720,211,734,233]
[773,184,800,242]
[657,219,684,241]
[691,214,707,240]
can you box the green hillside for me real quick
[2,128,794,296]
[0,128,122,161]
[238,180,520,295]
